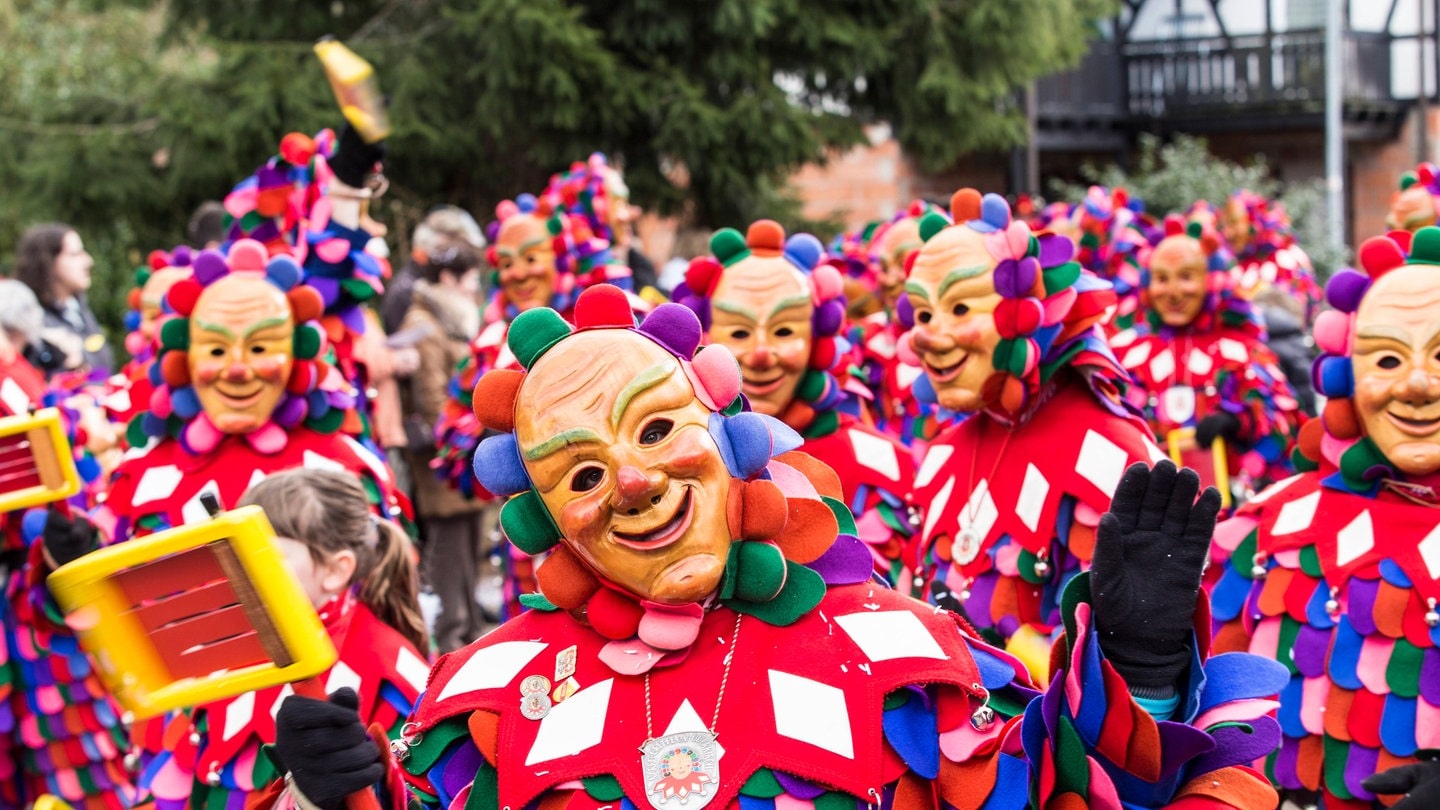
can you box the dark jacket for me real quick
[1262,305,1316,417]
[39,295,113,378]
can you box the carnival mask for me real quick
[1147,235,1209,328]
[875,217,922,311]
[1221,198,1252,256]
[494,213,557,312]
[140,266,190,334]
[1351,264,1440,476]
[708,257,814,417]
[189,274,295,434]
[905,225,1002,413]
[1387,184,1439,233]
[516,330,733,605]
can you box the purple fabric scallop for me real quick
[807,533,874,585]
[895,295,915,329]
[1291,624,1330,678]
[1154,721,1218,778]
[1420,647,1440,705]
[814,298,846,336]
[964,574,998,630]
[193,252,230,286]
[1325,269,1372,313]
[340,304,367,334]
[639,303,703,358]
[772,771,826,799]
[1346,578,1380,635]
[171,245,194,266]
[309,276,341,308]
[1037,233,1074,267]
[1187,716,1282,778]
[1344,743,1380,800]
[1272,737,1304,790]
[274,396,308,428]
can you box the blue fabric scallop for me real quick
[1276,677,1306,737]
[722,412,777,480]
[171,387,202,421]
[1381,694,1418,757]
[1327,617,1364,690]
[1379,559,1413,588]
[1195,652,1292,714]
[265,255,302,291]
[1305,581,1338,629]
[912,372,937,406]
[881,687,939,779]
[21,508,47,544]
[1208,566,1250,623]
[755,414,803,456]
[783,233,824,273]
[473,434,531,496]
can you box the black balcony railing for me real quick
[1037,30,1407,130]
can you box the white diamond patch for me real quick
[1186,348,1214,377]
[834,611,948,662]
[661,699,726,759]
[1335,510,1375,567]
[769,671,853,758]
[133,464,183,506]
[437,641,547,702]
[395,647,431,692]
[1248,474,1302,506]
[326,661,363,699]
[849,429,900,481]
[0,378,28,416]
[1420,524,1440,580]
[1218,339,1248,364]
[954,479,998,564]
[916,446,954,489]
[896,364,923,390]
[303,450,345,473]
[525,678,614,765]
[1271,491,1321,535]
[1015,463,1050,533]
[1149,349,1176,382]
[222,690,255,742]
[1076,430,1128,498]
[180,480,223,525]
[1121,342,1151,369]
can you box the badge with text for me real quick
[640,732,719,809]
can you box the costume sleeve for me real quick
[936,573,1286,809]
[431,347,496,502]
[1219,344,1300,474]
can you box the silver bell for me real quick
[189,731,202,746]
[1427,599,1439,628]
[205,765,222,787]
[389,738,411,762]
[123,752,140,771]
[1033,558,1050,577]
[970,704,996,731]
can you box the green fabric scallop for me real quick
[1401,171,1419,190]
[1339,437,1388,492]
[239,210,265,233]
[1291,447,1319,473]
[822,495,857,536]
[581,775,624,801]
[506,308,573,369]
[726,560,824,625]
[1059,571,1091,661]
[501,489,562,554]
[1052,715,1090,797]
[805,408,840,439]
[464,761,498,810]
[1017,548,1047,585]
[135,267,152,286]
[709,228,749,266]
[992,338,1030,377]
[797,368,828,402]
[1233,530,1260,581]
[1388,638,1423,698]
[1041,261,1082,296]
[721,540,788,603]
[518,592,559,612]
[918,212,950,242]
[1410,226,1440,265]
[294,324,323,359]
[341,277,377,302]
[159,318,189,352]
[126,415,149,449]
[311,407,345,434]
[740,769,784,798]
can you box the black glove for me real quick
[43,508,99,568]
[1362,751,1440,809]
[1194,411,1242,449]
[327,124,386,188]
[274,688,382,810]
[1091,460,1221,689]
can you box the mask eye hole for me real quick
[917,311,932,324]
[951,303,969,317]
[640,419,673,446]
[571,467,604,492]
[1378,355,1403,370]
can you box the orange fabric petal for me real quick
[1067,524,1096,561]
[1257,568,1294,618]
[773,498,839,564]
[1296,733,1324,791]
[1176,765,1279,809]
[1324,685,1355,741]
[1047,793,1090,810]
[1373,581,1412,639]
[535,547,599,611]
[1212,621,1252,656]
[740,479,788,541]
[937,746,1000,809]
[774,451,843,500]
[891,770,935,810]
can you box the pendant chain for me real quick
[964,419,1015,526]
[645,612,744,742]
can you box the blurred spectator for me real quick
[13,223,113,377]
[188,200,226,249]
[398,240,493,651]
[382,206,485,334]
[0,279,49,410]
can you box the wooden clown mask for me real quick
[874,216,922,310]
[1147,234,1209,328]
[1387,182,1439,233]
[1351,264,1440,476]
[1221,197,1251,257]
[189,274,296,434]
[494,213,558,312]
[905,217,1003,414]
[709,253,814,418]
[516,329,734,605]
[141,266,190,333]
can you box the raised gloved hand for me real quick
[328,124,387,189]
[1194,410,1242,449]
[1091,460,1220,690]
[42,508,99,569]
[274,688,382,810]
[1362,751,1440,809]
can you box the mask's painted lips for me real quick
[613,489,694,550]
[1386,410,1440,436]
[924,353,969,382]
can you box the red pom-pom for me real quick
[287,362,318,394]
[809,336,837,370]
[1163,214,1186,237]
[587,588,643,640]
[287,287,324,323]
[1358,236,1408,279]
[1389,229,1415,253]
[746,220,786,254]
[160,352,190,388]
[1297,417,1325,461]
[1322,399,1362,440]
[279,132,317,166]
[573,284,633,329]
[993,298,1044,339]
[166,278,202,316]
[951,189,982,222]
[535,546,600,611]
[126,288,142,311]
[148,250,170,271]
[685,257,724,297]
[473,369,524,432]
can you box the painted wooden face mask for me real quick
[1350,264,1440,476]
[905,224,1003,414]
[494,214,558,312]
[517,330,734,604]
[708,257,814,418]
[189,274,296,435]
[1146,236,1209,329]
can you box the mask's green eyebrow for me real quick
[244,316,290,338]
[904,282,930,303]
[524,427,605,461]
[769,294,812,318]
[939,264,993,297]
[713,300,758,320]
[612,363,674,428]
[195,320,236,340]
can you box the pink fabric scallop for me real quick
[1300,675,1329,735]
[1073,502,1104,528]
[1321,433,1356,469]
[308,196,333,233]
[896,331,921,367]
[150,387,174,420]
[229,239,269,273]
[1312,310,1353,356]
[1086,758,1123,808]
[764,459,821,501]
[1416,697,1440,748]
[1240,451,1267,478]
[1248,616,1282,661]
[774,794,816,810]
[1040,287,1078,325]
[810,264,843,303]
[35,685,63,715]
[993,543,1023,577]
[638,600,705,651]
[1356,636,1394,694]
[246,421,289,455]
[184,415,224,455]
[125,332,147,357]
[939,711,1002,762]
[233,745,259,791]
[315,237,351,264]
[149,753,194,800]
[1065,602,1092,710]
[1272,549,1303,567]
[224,188,258,218]
[689,345,742,411]
[1194,698,1282,731]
